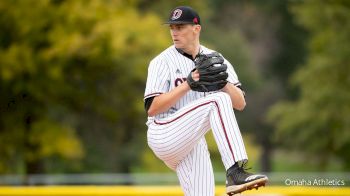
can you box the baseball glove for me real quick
[187,52,228,92]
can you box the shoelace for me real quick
[237,163,252,176]
[227,161,253,180]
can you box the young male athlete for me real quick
[144,6,268,196]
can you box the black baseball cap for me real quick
[164,6,201,25]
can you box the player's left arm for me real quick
[222,59,246,111]
[222,83,246,111]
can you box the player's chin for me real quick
[173,41,182,48]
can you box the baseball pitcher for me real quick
[144,6,268,196]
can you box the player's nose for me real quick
[171,33,178,40]
[170,30,178,37]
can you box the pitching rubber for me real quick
[226,177,268,196]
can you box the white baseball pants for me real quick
[147,92,248,196]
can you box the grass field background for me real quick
[0,186,350,196]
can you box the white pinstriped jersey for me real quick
[144,45,241,122]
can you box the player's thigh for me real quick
[147,101,212,162]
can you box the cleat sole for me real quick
[226,176,268,195]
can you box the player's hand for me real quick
[191,70,200,81]
[187,52,228,92]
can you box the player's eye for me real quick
[170,25,178,31]
[177,25,185,30]
[171,25,184,31]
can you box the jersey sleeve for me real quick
[225,59,241,87]
[144,57,170,100]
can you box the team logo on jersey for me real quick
[175,77,186,87]
[171,9,182,20]
[176,69,182,74]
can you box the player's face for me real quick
[169,24,200,49]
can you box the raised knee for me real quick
[211,92,233,107]
[215,92,232,102]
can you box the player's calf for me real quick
[226,161,268,195]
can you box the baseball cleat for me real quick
[226,162,268,195]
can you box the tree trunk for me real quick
[260,142,272,172]
[24,114,44,185]
[260,135,272,172]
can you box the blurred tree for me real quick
[0,0,85,175]
[205,0,309,172]
[0,0,169,177]
[137,0,210,21]
[268,0,350,170]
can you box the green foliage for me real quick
[0,0,169,174]
[268,0,350,170]
[202,28,257,90]
[2,0,348,176]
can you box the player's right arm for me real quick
[147,81,190,116]
[144,56,199,116]
[147,70,199,116]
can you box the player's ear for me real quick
[193,24,201,34]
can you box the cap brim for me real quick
[163,21,197,25]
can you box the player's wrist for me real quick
[183,81,191,91]
[222,83,229,91]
